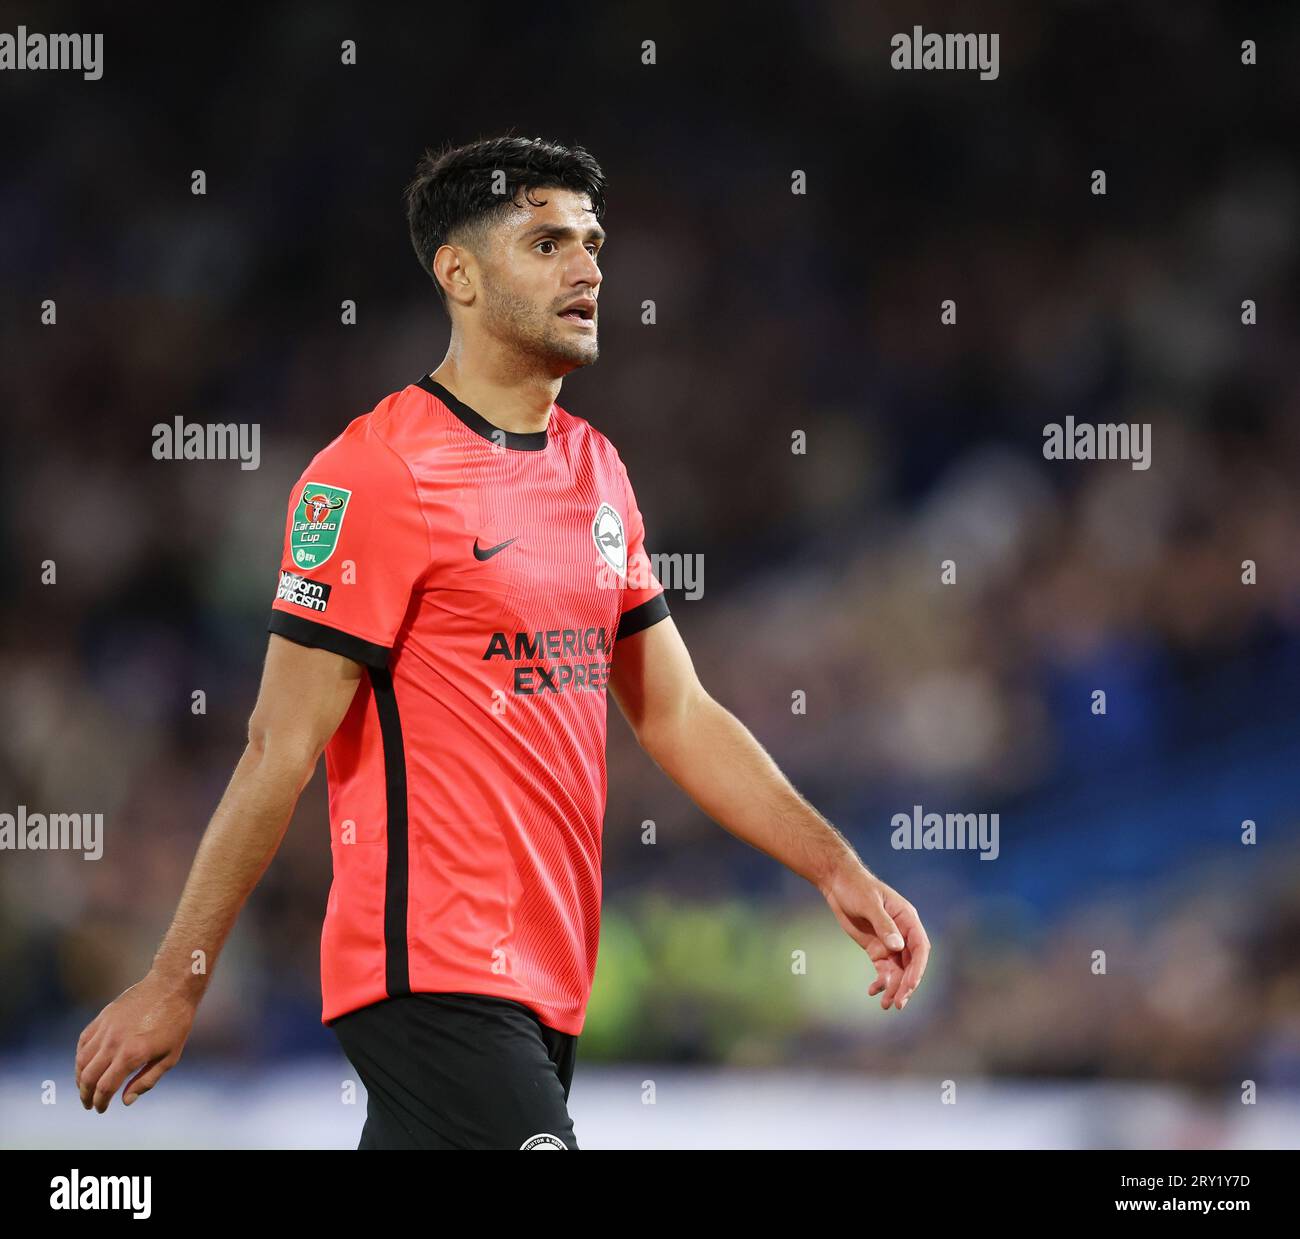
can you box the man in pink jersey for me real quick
[75,136,930,1149]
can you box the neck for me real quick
[430,344,560,436]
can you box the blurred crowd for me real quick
[1,3,1297,1086]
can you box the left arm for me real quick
[610,616,930,1011]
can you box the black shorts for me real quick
[330,992,579,1150]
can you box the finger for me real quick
[897,935,931,1006]
[866,897,905,953]
[881,954,907,1009]
[868,944,900,1004]
[93,1050,150,1114]
[894,947,913,1008]
[79,1047,116,1109]
[885,906,925,1002]
[874,959,901,1008]
[123,1055,173,1106]
[75,1026,104,1081]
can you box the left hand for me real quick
[821,863,930,1010]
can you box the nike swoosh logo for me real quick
[473,536,518,561]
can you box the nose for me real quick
[570,245,602,291]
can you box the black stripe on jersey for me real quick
[268,611,391,670]
[416,374,549,451]
[368,666,412,1000]
[615,592,671,641]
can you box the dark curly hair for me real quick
[404,135,607,315]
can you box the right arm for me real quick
[74,634,363,1113]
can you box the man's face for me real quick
[476,187,604,372]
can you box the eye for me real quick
[536,239,557,255]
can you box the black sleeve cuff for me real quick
[616,592,671,641]
[268,610,391,670]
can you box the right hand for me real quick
[820,862,931,1011]
[75,972,198,1113]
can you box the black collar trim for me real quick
[416,375,549,451]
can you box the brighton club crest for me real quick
[592,502,626,578]
[291,482,351,571]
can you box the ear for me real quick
[433,243,475,308]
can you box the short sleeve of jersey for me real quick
[267,430,430,669]
[615,459,671,641]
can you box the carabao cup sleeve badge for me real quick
[291,483,352,571]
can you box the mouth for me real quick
[558,301,596,327]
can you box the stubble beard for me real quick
[483,279,599,373]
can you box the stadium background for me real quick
[2,1,1298,1147]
